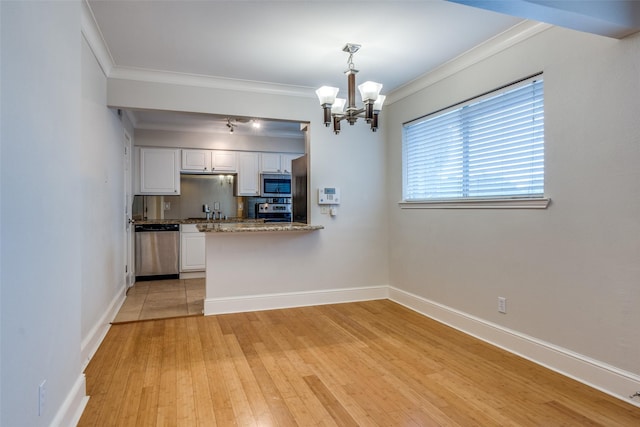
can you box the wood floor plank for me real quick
[156,319,178,425]
[185,318,216,425]
[79,300,640,426]
[200,316,236,426]
[303,374,359,427]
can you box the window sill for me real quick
[398,197,551,209]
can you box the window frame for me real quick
[400,74,550,209]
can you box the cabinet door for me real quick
[281,153,302,174]
[236,152,260,196]
[260,152,281,173]
[182,149,211,172]
[180,232,206,272]
[211,150,237,172]
[139,148,180,194]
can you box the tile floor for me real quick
[112,278,205,323]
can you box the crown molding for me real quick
[80,0,114,77]
[108,66,316,99]
[386,20,552,105]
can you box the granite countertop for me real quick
[196,222,324,233]
[133,218,265,225]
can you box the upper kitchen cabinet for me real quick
[181,149,210,172]
[137,147,181,195]
[235,152,260,196]
[282,153,302,174]
[182,149,237,173]
[260,152,303,174]
[211,150,237,172]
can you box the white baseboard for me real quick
[180,271,205,279]
[50,374,89,427]
[80,286,126,369]
[204,285,389,315]
[388,286,640,409]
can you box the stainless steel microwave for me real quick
[260,173,291,197]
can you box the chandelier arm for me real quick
[337,108,365,119]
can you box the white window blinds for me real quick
[403,77,544,201]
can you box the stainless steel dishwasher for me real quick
[134,223,180,281]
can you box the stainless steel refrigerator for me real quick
[291,154,308,223]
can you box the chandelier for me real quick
[316,43,386,135]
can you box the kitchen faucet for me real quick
[203,204,212,220]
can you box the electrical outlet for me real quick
[498,297,507,314]
[38,380,46,416]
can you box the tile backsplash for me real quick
[134,174,241,220]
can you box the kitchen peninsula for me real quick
[197,222,323,233]
[199,222,326,316]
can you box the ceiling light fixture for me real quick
[226,118,235,134]
[316,43,385,135]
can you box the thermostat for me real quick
[318,187,340,205]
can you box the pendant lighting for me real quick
[316,43,385,134]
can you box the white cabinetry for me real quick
[211,151,237,172]
[181,149,210,172]
[180,224,205,272]
[182,149,237,173]
[138,147,180,195]
[260,153,281,173]
[281,153,302,174]
[260,152,302,173]
[236,152,260,196]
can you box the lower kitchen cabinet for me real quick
[180,224,205,272]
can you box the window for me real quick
[402,76,545,207]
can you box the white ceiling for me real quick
[86,0,640,135]
[88,0,522,93]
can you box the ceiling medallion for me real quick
[316,43,385,135]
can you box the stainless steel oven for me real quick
[260,173,291,197]
[256,203,292,223]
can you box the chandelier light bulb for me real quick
[331,98,346,114]
[373,95,386,112]
[358,81,382,102]
[315,86,339,106]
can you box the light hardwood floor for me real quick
[81,300,640,426]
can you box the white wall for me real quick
[0,3,127,424]
[386,26,640,395]
[108,78,390,302]
[80,36,128,365]
[1,2,86,425]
